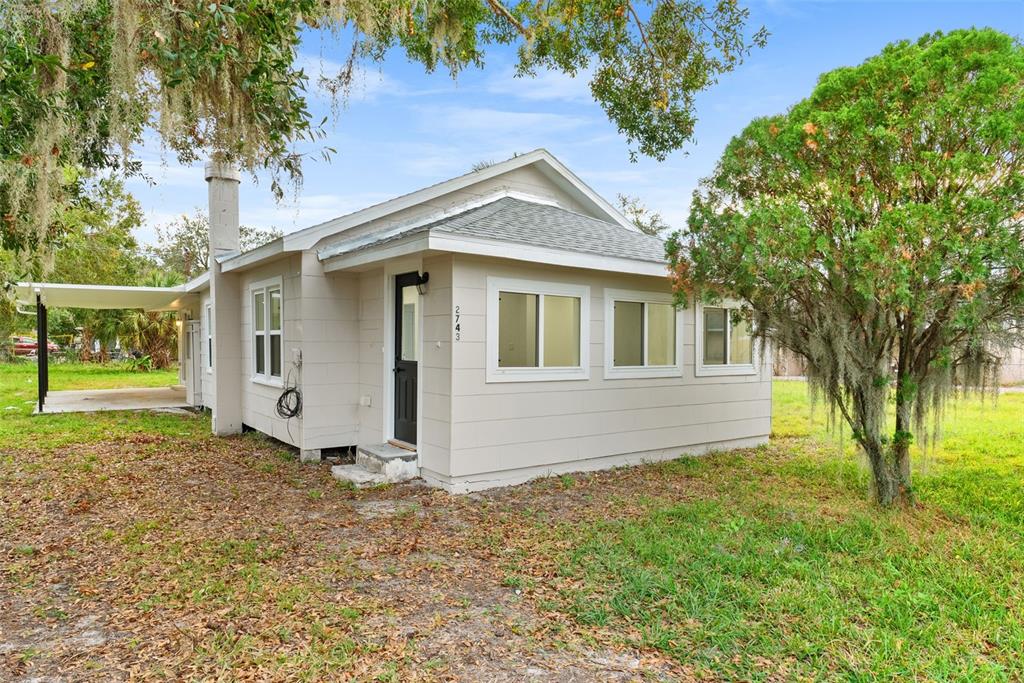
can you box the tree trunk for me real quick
[863,440,912,507]
[851,379,914,508]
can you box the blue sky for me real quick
[126,0,1023,245]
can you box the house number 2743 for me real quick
[454,305,461,341]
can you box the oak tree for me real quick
[668,29,1024,506]
[1,0,766,279]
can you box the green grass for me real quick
[0,361,207,449]
[4,364,1022,679]
[772,381,1024,530]
[528,382,1024,681]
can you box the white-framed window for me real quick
[604,288,681,379]
[205,303,213,372]
[251,278,283,384]
[695,302,756,376]
[486,277,590,383]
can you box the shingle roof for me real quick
[318,196,667,264]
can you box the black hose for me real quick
[275,386,302,419]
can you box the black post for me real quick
[36,293,48,412]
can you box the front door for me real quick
[186,320,202,405]
[393,273,420,445]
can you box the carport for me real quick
[14,282,200,413]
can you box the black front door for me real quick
[393,272,419,445]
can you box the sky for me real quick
[125,0,1024,246]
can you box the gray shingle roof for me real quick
[318,197,667,264]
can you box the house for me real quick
[19,150,772,492]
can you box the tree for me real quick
[48,173,150,286]
[149,212,283,280]
[617,193,670,236]
[668,30,1024,506]
[120,271,181,369]
[1,0,767,280]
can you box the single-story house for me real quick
[18,150,772,492]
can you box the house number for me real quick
[454,305,461,341]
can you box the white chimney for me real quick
[204,160,241,257]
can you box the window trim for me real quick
[486,276,590,383]
[694,301,758,377]
[204,303,213,373]
[603,288,682,380]
[250,276,284,386]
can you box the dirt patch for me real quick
[0,431,693,681]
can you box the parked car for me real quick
[9,336,60,356]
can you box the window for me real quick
[604,289,680,379]
[696,304,756,376]
[205,304,213,371]
[252,280,283,382]
[487,277,589,382]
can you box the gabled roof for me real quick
[319,196,669,277]
[221,148,637,272]
[321,196,665,262]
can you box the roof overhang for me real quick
[321,231,669,277]
[218,148,638,273]
[15,282,199,312]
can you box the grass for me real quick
[0,360,205,449]
[514,382,1024,681]
[1,363,1022,680]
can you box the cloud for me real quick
[486,65,595,103]
[420,105,590,137]
[241,192,396,234]
[294,53,407,103]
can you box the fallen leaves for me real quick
[1,426,680,681]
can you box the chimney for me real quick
[204,160,241,258]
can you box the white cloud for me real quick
[241,192,396,234]
[420,105,590,138]
[294,53,406,103]
[486,65,596,103]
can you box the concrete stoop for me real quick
[331,442,418,487]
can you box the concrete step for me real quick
[330,464,388,488]
[330,443,418,487]
[356,442,418,480]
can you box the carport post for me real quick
[36,292,48,412]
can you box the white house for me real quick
[21,150,772,492]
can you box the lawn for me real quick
[0,361,196,449]
[1,364,1021,681]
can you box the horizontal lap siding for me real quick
[449,256,772,479]
[357,269,385,446]
[239,255,303,446]
[420,256,453,476]
[199,291,214,408]
[298,251,360,450]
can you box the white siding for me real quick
[298,251,361,450]
[441,255,772,490]
[237,255,303,446]
[420,255,453,479]
[357,268,386,446]
[199,290,214,409]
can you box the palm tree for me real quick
[119,272,181,369]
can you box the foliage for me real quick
[148,211,282,280]
[616,192,670,235]
[125,353,154,372]
[0,0,766,277]
[117,273,182,370]
[48,173,150,285]
[668,29,1024,505]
